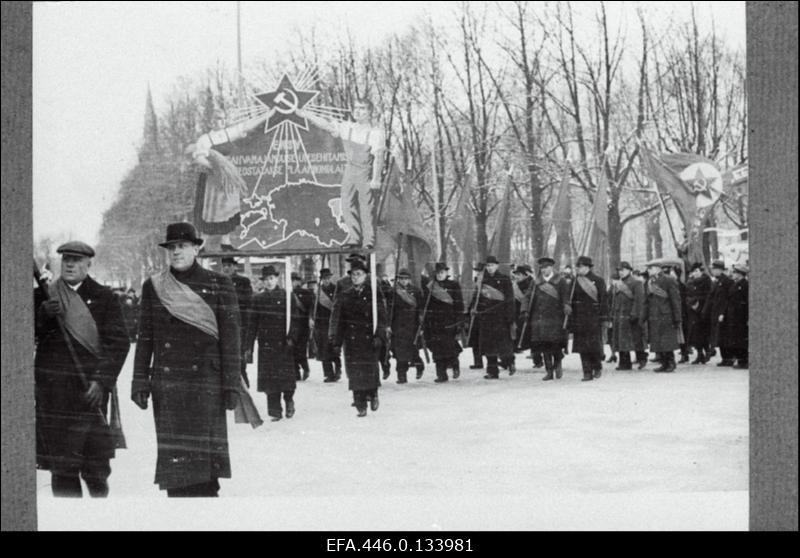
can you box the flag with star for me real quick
[640,145,724,267]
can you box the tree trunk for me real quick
[608,201,622,271]
[475,213,488,264]
[528,163,544,259]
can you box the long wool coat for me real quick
[610,275,646,352]
[247,286,299,393]
[422,278,465,361]
[568,272,608,354]
[685,274,712,347]
[312,282,338,361]
[525,275,569,348]
[132,263,241,491]
[475,270,515,357]
[721,278,748,351]
[35,276,130,471]
[388,283,423,363]
[703,274,734,349]
[330,283,388,391]
[643,273,682,352]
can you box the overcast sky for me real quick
[32,1,746,247]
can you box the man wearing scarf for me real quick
[567,256,609,381]
[34,241,130,497]
[642,260,683,372]
[721,264,749,369]
[313,268,342,382]
[473,256,515,380]
[388,268,425,384]
[609,261,647,370]
[131,223,241,497]
[423,262,465,383]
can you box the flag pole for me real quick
[641,142,682,253]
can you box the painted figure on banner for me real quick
[131,223,241,497]
[34,241,130,497]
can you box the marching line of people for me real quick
[33,221,748,498]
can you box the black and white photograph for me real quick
[2,0,797,533]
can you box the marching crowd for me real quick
[33,222,748,498]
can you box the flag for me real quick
[585,170,610,282]
[375,153,435,280]
[551,165,572,264]
[488,173,514,269]
[448,174,475,290]
[640,145,723,267]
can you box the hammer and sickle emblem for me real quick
[273,89,299,115]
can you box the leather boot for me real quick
[554,355,563,379]
[397,369,408,384]
[542,354,554,380]
[451,358,460,379]
[691,348,705,364]
[434,362,449,383]
[581,371,593,381]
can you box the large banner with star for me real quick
[191,73,364,254]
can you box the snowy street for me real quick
[37,348,748,531]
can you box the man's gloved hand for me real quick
[563,304,572,317]
[132,391,149,410]
[286,337,295,348]
[85,380,104,408]
[41,300,63,318]
[224,390,239,411]
[243,350,253,363]
[718,315,724,323]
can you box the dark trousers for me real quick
[267,390,295,419]
[379,346,391,374]
[167,478,220,498]
[51,456,111,498]
[532,352,544,366]
[635,350,648,363]
[618,351,633,368]
[486,355,500,377]
[322,357,342,379]
[658,351,676,364]
[471,347,483,367]
[719,346,734,362]
[397,360,410,382]
[353,389,378,411]
[731,348,748,363]
[500,353,515,370]
[434,361,448,380]
[579,352,603,375]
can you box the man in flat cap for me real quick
[567,256,609,381]
[685,263,712,364]
[387,268,425,383]
[702,260,736,366]
[609,261,646,371]
[520,257,569,380]
[247,265,300,421]
[221,254,253,387]
[290,272,314,381]
[422,262,464,382]
[34,241,130,497]
[132,222,241,497]
[721,264,749,369]
[472,256,515,379]
[313,268,342,382]
[642,260,683,372]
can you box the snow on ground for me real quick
[37,348,748,531]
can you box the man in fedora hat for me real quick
[567,256,609,381]
[609,261,646,371]
[422,262,464,382]
[35,241,130,497]
[132,222,241,497]
[388,268,425,384]
[290,272,314,381]
[246,265,301,421]
[702,260,736,366]
[512,264,536,362]
[642,260,682,372]
[472,256,515,379]
[329,259,389,416]
[520,257,569,380]
[313,268,342,382]
[685,263,712,364]
[722,264,749,369]
[221,254,253,387]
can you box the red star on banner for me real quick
[254,75,319,133]
[690,167,714,200]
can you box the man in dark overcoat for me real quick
[685,263,712,364]
[132,223,241,497]
[703,260,736,366]
[312,268,342,382]
[567,256,609,381]
[609,261,646,370]
[465,263,485,370]
[290,272,313,381]
[422,262,464,382]
[472,255,515,379]
[642,261,683,373]
[669,265,691,363]
[521,257,569,380]
[721,264,749,369]
[221,255,253,386]
[35,241,130,497]
[329,260,389,416]
[245,265,299,421]
[388,268,424,384]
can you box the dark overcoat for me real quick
[389,283,423,363]
[610,276,646,352]
[291,286,313,362]
[643,273,682,352]
[702,274,734,349]
[474,270,515,357]
[423,278,465,361]
[685,274,712,347]
[525,275,569,348]
[513,276,533,350]
[721,278,748,351]
[131,262,241,491]
[247,286,297,393]
[35,276,130,472]
[330,283,388,391]
[568,272,608,354]
[230,273,253,338]
[312,282,338,361]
